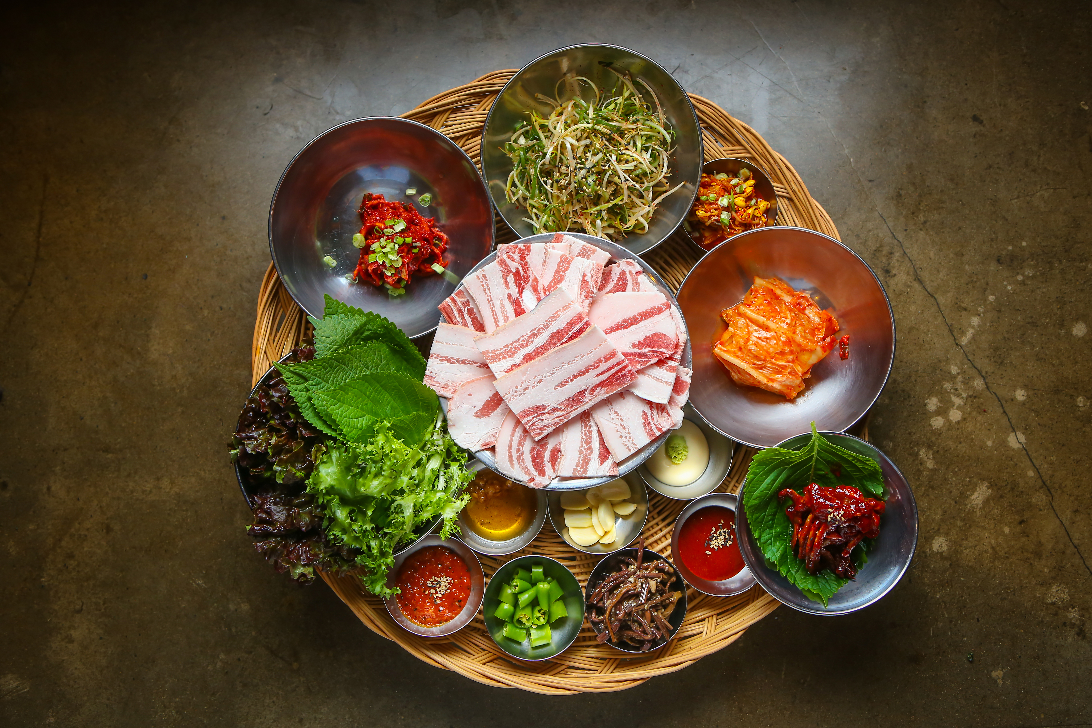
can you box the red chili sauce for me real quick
[394,546,471,627]
[677,506,745,581]
[838,334,851,360]
[354,192,449,291]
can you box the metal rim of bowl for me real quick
[481,43,703,255]
[669,492,757,597]
[680,157,779,257]
[638,405,735,501]
[267,115,494,336]
[457,487,548,557]
[382,535,486,637]
[482,555,585,662]
[584,546,687,654]
[735,431,919,615]
[545,476,650,555]
[441,232,692,489]
[678,225,897,449]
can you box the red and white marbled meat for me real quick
[596,260,656,295]
[588,291,679,370]
[552,233,612,269]
[473,286,591,377]
[492,326,637,441]
[446,375,510,452]
[547,410,618,478]
[438,289,485,332]
[626,303,688,403]
[494,411,557,487]
[462,260,540,333]
[667,366,692,429]
[423,323,492,398]
[590,390,677,461]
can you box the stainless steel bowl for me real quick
[639,403,735,501]
[481,44,703,255]
[439,232,693,489]
[546,474,649,555]
[676,226,895,448]
[682,158,778,257]
[457,461,548,556]
[382,535,485,637]
[482,556,584,661]
[736,432,918,615]
[269,117,494,338]
[584,545,687,653]
[670,492,757,596]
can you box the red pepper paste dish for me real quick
[394,545,473,628]
[670,493,757,597]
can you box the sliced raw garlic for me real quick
[599,525,617,544]
[559,492,589,510]
[586,489,604,507]
[597,480,631,502]
[563,509,592,528]
[590,507,605,537]
[597,501,616,534]
[567,526,601,547]
[612,501,637,516]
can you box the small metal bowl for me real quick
[546,473,649,555]
[682,158,777,257]
[443,232,692,490]
[382,535,485,637]
[482,556,584,661]
[393,517,441,557]
[457,462,548,556]
[639,404,735,501]
[584,546,687,654]
[677,226,895,448]
[736,432,918,615]
[481,44,703,255]
[670,493,757,596]
[268,117,495,338]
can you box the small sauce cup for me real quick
[671,493,757,597]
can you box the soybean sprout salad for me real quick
[502,72,684,240]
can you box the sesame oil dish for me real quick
[462,470,538,541]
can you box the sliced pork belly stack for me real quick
[423,323,492,398]
[596,259,656,295]
[494,411,557,487]
[547,411,618,477]
[438,289,485,332]
[590,390,677,461]
[626,304,689,403]
[446,375,510,452]
[552,233,612,268]
[493,326,636,441]
[462,260,540,333]
[533,252,602,310]
[473,287,590,377]
[588,291,679,370]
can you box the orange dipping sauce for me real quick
[677,506,745,581]
[394,546,472,627]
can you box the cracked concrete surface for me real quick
[1,0,1090,726]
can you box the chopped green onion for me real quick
[322,255,337,268]
[391,219,407,233]
[405,187,417,195]
[430,263,445,275]
[717,196,730,208]
[352,233,366,248]
[418,193,432,206]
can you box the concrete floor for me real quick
[2,0,1090,725]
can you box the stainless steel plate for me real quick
[481,44,702,255]
[546,474,649,555]
[457,462,548,556]
[268,117,494,338]
[736,432,918,615]
[677,226,895,448]
[439,232,692,490]
[639,403,735,501]
[482,556,584,661]
[670,492,757,596]
[681,157,778,257]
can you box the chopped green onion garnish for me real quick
[431,263,445,274]
[322,255,337,268]
[405,188,416,196]
[352,233,366,248]
[418,193,432,206]
[391,219,407,233]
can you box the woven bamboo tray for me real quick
[248,70,851,695]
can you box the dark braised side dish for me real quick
[779,483,885,579]
[587,539,682,652]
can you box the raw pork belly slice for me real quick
[627,358,677,404]
[446,375,510,452]
[494,411,557,487]
[590,390,677,461]
[552,233,611,269]
[493,326,637,441]
[438,289,485,332]
[531,251,603,309]
[474,287,591,377]
[597,260,656,295]
[667,366,692,428]
[424,323,492,397]
[547,411,618,478]
[588,291,679,370]
[462,260,539,333]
